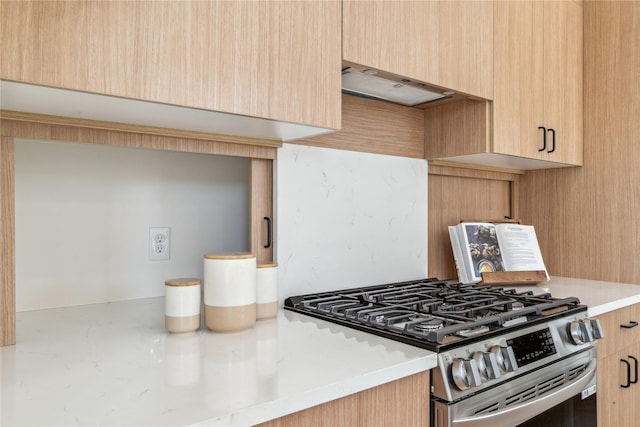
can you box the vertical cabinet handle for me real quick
[538,126,547,152]
[621,358,632,388]
[547,128,556,153]
[620,356,639,388]
[630,355,639,384]
[263,217,272,249]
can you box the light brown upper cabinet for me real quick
[493,0,583,165]
[0,1,341,131]
[425,1,583,170]
[343,0,493,100]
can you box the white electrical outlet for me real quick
[149,227,171,261]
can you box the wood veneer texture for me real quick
[298,95,425,158]
[256,372,429,427]
[250,159,274,264]
[428,163,521,280]
[0,1,341,129]
[0,137,15,346]
[519,1,640,284]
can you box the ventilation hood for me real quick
[342,62,454,107]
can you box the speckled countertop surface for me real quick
[0,298,436,427]
[2,276,639,426]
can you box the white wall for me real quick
[276,144,428,301]
[14,139,249,311]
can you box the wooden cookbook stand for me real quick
[479,270,548,286]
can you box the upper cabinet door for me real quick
[542,0,583,166]
[343,0,493,100]
[492,0,545,159]
[424,0,583,170]
[493,0,583,165]
[0,1,341,130]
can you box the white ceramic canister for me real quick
[256,263,278,320]
[203,253,256,332]
[165,278,201,333]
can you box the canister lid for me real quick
[165,278,201,287]
[204,252,255,260]
[257,263,278,268]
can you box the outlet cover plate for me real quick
[149,227,171,261]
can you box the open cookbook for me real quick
[448,222,549,284]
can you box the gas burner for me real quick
[356,308,417,326]
[511,301,525,311]
[455,325,490,338]
[413,318,445,332]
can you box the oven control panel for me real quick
[507,327,556,367]
[433,313,604,401]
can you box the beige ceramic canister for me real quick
[203,253,257,332]
[256,263,278,320]
[164,278,202,333]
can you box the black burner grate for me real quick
[284,278,585,352]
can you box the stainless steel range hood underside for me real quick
[341,61,454,107]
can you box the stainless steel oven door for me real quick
[432,348,597,427]
[515,390,596,427]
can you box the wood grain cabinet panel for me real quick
[343,0,493,100]
[257,372,430,427]
[427,164,521,280]
[595,304,640,360]
[425,1,583,169]
[596,304,640,427]
[0,1,341,129]
[491,0,545,160]
[539,0,583,165]
[250,159,273,264]
[0,137,15,346]
[597,341,640,427]
[493,0,583,165]
[518,1,640,283]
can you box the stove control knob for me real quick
[584,318,605,340]
[568,320,594,344]
[473,351,501,381]
[568,321,585,344]
[490,345,518,373]
[451,358,482,390]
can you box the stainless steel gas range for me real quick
[284,278,603,427]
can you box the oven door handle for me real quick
[452,362,596,427]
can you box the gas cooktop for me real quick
[284,278,585,352]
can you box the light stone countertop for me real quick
[506,276,640,316]
[2,276,639,426]
[0,298,436,427]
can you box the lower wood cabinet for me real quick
[597,342,640,426]
[596,303,640,426]
[256,371,430,427]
